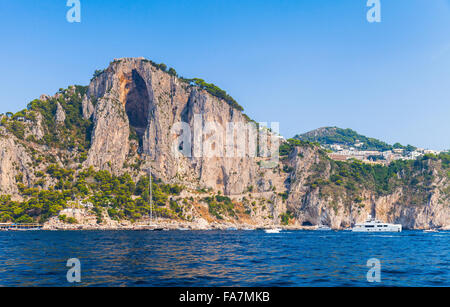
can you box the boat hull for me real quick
[0,223,43,231]
[265,229,282,234]
[352,225,402,232]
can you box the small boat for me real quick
[134,224,159,231]
[0,223,43,231]
[226,227,238,231]
[177,227,189,231]
[316,225,332,231]
[424,229,438,233]
[265,228,282,234]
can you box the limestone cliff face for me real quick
[55,102,66,124]
[85,93,130,172]
[375,176,449,229]
[28,112,45,140]
[83,58,262,194]
[0,135,33,197]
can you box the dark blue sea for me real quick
[0,230,448,287]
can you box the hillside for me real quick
[0,58,448,230]
[295,127,416,152]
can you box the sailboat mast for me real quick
[149,168,152,223]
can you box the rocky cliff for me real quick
[83,58,266,195]
[283,143,449,229]
[0,57,448,229]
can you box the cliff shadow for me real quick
[125,69,151,148]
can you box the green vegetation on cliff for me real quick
[1,85,93,156]
[203,195,236,220]
[295,127,416,152]
[28,86,92,152]
[0,167,185,224]
[279,138,320,156]
[181,78,244,112]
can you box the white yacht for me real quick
[352,215,402,232]
[265,228,282,234]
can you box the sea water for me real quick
[0,230,448,286]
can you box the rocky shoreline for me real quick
[43,217,317,231]
[42,206,449,231]
[42,219,450,231]
[40,225,450,231]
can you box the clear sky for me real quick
[0,0,449,150]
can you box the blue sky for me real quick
[0,0,449,150]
